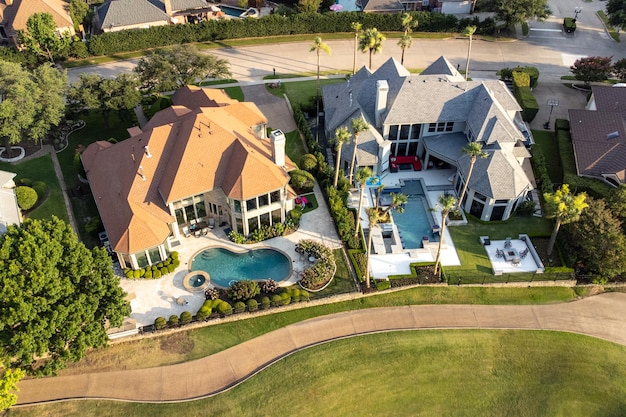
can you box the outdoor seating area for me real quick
[482,235,545,275]
[184,218,215,238]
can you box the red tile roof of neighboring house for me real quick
[82,86,295,254]
[0,0,74,39]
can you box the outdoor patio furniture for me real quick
[208,218,215,229]
[190,219,197,226]
[182,226,191,237]
[504,237,512,248]
[194,229,202,237]
[495,249,503,258]
[520,248,529,259]
[201,227,210,236]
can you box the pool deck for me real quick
[349,168,461,279]
[120,182,342,327]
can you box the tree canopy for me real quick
[495,0,551,27]
[544,184,588,256]
[0,61,67,154]
[359,28,386,70]
[570,56,613,87]
[134,45,231,93]
[68,72,141,125]
[607,0,626,30]
[0,368,24,411]
[0,217,130,376]
[18,13,71,64]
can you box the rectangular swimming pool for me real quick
[380,179,438,249]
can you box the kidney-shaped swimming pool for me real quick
[190,247,292,288]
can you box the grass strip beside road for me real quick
[58,286,579,375]
[14,330,626,417]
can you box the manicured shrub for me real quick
[205,288,220,300]
[300,153,318,172]
[154,317,167,330]
[261,296,270,309]
[171,251,179,260]
[289,169,315,193]
[124,269,133,278]
[179,311,192,325]
[84,216,101,235]
[211,298,223,308]
[153,270,162,279]
[133,270,142,279]
[246,299,258,312]
[167,264,176,273]
[168,315,179,326]
[69,40,89,58]
[375,280,391,291]
[164,258,171,266]
[271,294,283,307]
[299,290,310,301]
[229,280,260,301]
[144,270,153,279]
[218,301,233,316]
[234,301,246,313]
[15,186,38,210]
[172,259,180,268]
[32,181,46,200]
[196,305,212,321]
[160,267,169,275]
[555,119,570,131]
[290,288,301,302]
[17,178,32,187]
[280,292,291,305]
[156,262,164,268]
[515,200,536,216]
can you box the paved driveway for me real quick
[242,84,297,132]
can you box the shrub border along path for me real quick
[15,292,626,405]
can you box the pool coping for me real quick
[188,244,294,289]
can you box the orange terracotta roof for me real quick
[83,86,294,254]
[2,0,73,37]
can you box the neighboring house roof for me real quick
[569,108,626,183]
[0,0,74,39]
[358,0,404,12]
[0,170,21,234]
[171,0,209,10]
[97,0,170,30]
[82,85,294,254]
[419,56,464,79]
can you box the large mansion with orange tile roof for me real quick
[0,0,75,46]
[82,86,297,270]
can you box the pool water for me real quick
[380,180,438,249]
[334,0,361,12]
[219,4,246,17]
[190,247,291,288]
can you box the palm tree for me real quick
[310,37,331,143]
[348,117,369,185]
[354,166,373,238]
[397,34,412,66]
[333,126,351,188]
[364,189,407,288]
[544,184,588,256]
[351,22,362,75]
[433,194,458,276]
[359,28,386,70]
[462,25,477,81]
[456,142,488,211]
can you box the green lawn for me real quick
[285,130,307,164]
[57,286,577,376]
[14,330,626,417]
[532,129,562,184]
[266,78,346,109]
[0,154,68,222]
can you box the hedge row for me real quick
[195,288,311,319]
[87,12,494,56]
[512,71,538,123]
[123,251,180,279]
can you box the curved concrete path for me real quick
[16,292,626,406]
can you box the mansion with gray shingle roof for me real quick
[322,56,534,221]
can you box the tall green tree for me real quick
[570,56,613,88]
[433,194,458,276]
[397,13,417,65]
[348,117,370,185]
[134,45,231,93]
[0,62,67,157]
[0,217,130,376]
[462,25,477,81]
[354,166,373,239]
[564,197,626,278]
[68,73,141,126]
[310,37,331,143]
[397,34,412,66]
[359,28,386,70]
[544,184,588,256]
[607,0,626,30]
[333,126,351,188]
[456,142,488,211]
[351,22,362,74]
[18,13,71,64]
[0,368,24,411]
[69,0,91,33]
[364,188,407,288]
[495,0,551,28]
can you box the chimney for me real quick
[270,130,286,167]
[163,0,172,15]
[375,80,389,128]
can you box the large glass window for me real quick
[490,205,506,221]
[136,252,148,268]
[259,194,269,207]
[184,205,195,222]
[272,209,282,223]
[271,190,281,203]
[389,125,399,140]
[234,200,241,213]
[248,217,258,233]
[260,213,270,227]
[246,198,257,211]
[408,142,418,156]
[399,124,410,139]
[410,124,421,138]
[175,208,184,225]
[148,247,161,264]
[195,200,206,218]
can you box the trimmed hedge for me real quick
[179,311,192,324]
[554,118,570,132]
[375,280,391,291]
[123,251,179,279]
[154,317,167,330]
[15,186,38,210]
[86,12,489,57]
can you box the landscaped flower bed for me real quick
[297,240,336,291]
[123,252,180,279]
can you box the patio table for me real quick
[502,248,520,263]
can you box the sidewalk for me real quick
[15,292,626,405]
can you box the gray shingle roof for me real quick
[458,151,531,199]
[359,0,404,12]
[171,0,208,10]
[97,0,169,29]
[420,56,464,80]
[569,108,626,183]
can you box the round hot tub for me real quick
[183,270,211,292]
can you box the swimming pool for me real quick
[380,180,438,249]
[218,4,246,17]
[190,247,292,288]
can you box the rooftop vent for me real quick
[607,131,620,140]
[144,146,151,158]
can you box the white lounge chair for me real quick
[208,218,215,229]
[182,226,191,238]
